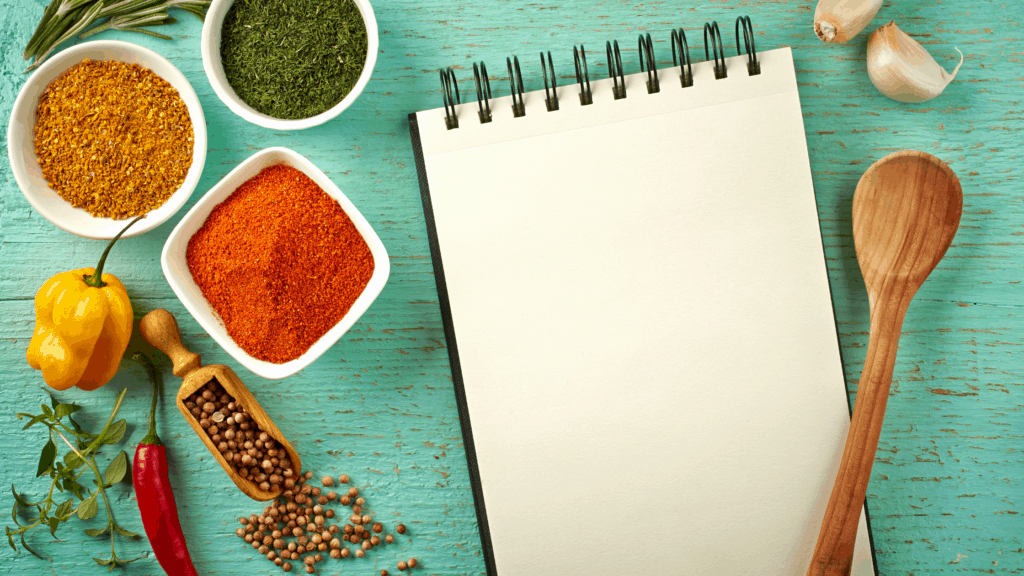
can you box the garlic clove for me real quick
[814,0,884,43]
[867,21,964,103]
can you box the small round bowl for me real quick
[201,0,379,131]
[7,40,207,239]
[162,147,390,380]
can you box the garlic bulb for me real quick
[814,0,883,43]
[867,21,964,103]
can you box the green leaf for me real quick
[54,403,80,419]
[84,526,108,537]
[11,500,19,527]
[99,420,127,445]
[55,499,73,520]
[11,484,30,507]
[94,556,112,566]
[36,439,56,477]
[64,478,85,500]
[113,525,138,539]
[50,393,60,409]
[21,414,47,430]
[40,404,52,418]
[47,517,59,537]
[77,494,98,520]
[63,450,85,469]
[103,452,128,486]
[6,527,15,551]
[20,532,43,560]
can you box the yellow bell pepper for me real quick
[27,218,141,391]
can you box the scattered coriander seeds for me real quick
[305,566,314,574]
[355,549,365,558]
[340,495,351,505]
[362,540,372,550]
[282,562,292,572]
[341,548,351,558]
[362,514,372,525]
[382,571,389,576]
[385,534,394,544]
[370,535,380,546]
[408,558,418,568]
[398,560,408,571]
[396,524,407,534]
[327,491,337,501]
[339,474,349,484]
[330,548,341,559]
[321,475,333,487]
[372,522,383,533]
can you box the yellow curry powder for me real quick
[34,59,194,219]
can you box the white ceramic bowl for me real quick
[201,0,379,130]
[162,147,390,380]
[7,40,207,239]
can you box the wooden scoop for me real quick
[140,309,301,501]
[807,151,962,576]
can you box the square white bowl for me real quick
[7,40,207,239]
[162,147,390,380]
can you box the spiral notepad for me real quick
[409,19,877,576]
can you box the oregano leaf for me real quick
[21,415,47,430]
[6,527,15,551]
[47,517,59,537]
[99,420,127,445]
[77,494,98,520]
[11,500,18,526]
[36,439,56,477]
[54,404,80,419]
[40,404,52,418]
[93,556,112,565]
[11,484,30,507]
[20,532,43,560]
[55,499,73,520]
[84,526,108,537]
[113,525,138,539]
[104,452,128,486]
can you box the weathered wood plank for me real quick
[0,0,1021,574]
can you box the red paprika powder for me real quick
[186,165,374,363]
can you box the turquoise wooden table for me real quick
[1,1,1021,574]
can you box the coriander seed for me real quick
[282,562,292,572]
[355,549,365,558]
[339,474,349,484]
[396,524,407,534]
[348,487,358,497]
[408,558,418,568]
[385,535,394,544]
[372,522,383,533]
[397,560,408,571]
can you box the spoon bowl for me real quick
[807,150,961,576]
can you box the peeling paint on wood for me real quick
[0,1,1021,575]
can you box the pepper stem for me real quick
[133,352,163,447]
[83,216,144,288]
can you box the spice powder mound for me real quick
[186,165,374,363]
[34,59,194,219]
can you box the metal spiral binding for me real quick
[735,16,760,76]
[540,51,558,111]
[704,21,727,79]
[606,40,626,99]
[671,28,693,88]
[507,56,526,117]
[573,45,593,105]
[440,67,460,129]
[473,62,492,123]
[638,33,660,94]
[435,17,762,127]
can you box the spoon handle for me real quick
[807,298,908,576]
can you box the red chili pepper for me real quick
[133,352,199,576]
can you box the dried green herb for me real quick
[7,389,140,570]
[220,0,368,120]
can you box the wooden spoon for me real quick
[806,150,962,575]
[140,309,301,501]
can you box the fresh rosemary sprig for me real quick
[7,388,140,570]
[23,0,212,72]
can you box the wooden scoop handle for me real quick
[140,309,202,378]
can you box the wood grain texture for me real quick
[0,1,1021,575]
[810,151,964,575]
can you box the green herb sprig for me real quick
[7,389,140,570]
[23,0,212,72]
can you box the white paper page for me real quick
[415,48,874,576]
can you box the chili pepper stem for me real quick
[83,216,144,288]
[134,352,163,447]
